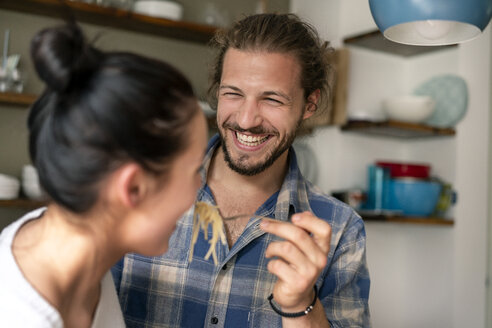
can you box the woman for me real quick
[0,23,207,327]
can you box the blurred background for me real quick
[0,1,490,327]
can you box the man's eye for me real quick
[222,92,241,97]
[266,98,283,104]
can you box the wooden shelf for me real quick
[0,198,46,209]
[0,0,218,44]
[360,212,454,226]
[0,91,38,107]
[341,120,455,139]
[343,30,457,57]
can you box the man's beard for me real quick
[219,117,303,176]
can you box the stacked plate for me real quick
[133,0,183,20]
[22,165,46,200]
[0,174,20,200]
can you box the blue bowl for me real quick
[387,179,442,217]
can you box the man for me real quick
[113,13,370,327]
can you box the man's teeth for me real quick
[236,132,269,146]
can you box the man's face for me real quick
[216,48,313,176]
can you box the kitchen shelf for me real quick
[341,120,455,138]
[360,212,454,226]
[0,91,38,107]
[0,0,217,44]
[343,30,457,57]
[0,198,46,209]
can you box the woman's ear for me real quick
[303,89,321,120]
[113,163,145,208]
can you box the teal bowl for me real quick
[387,178,442,217]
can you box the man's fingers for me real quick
[266,257,299,285]
[291,212,332,254]
[260,214,331,266]
[265,241,318,277]
[260,219,324,265]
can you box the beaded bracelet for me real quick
[267,285,318,318]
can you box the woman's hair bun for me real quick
[30,23,100,93]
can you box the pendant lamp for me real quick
[369,0,492,46]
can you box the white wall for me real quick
[487,24,492,327]
[291,1,491,327]
[453,26,491,327]
[338,0,377,38]
[289,0,341,46]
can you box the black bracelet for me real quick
[268,285,318,318]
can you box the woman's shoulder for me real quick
[0,207,61,327]
[0,208,46,266]
[0,246,62,327]
[0,292,62,327]
[0,208,47,243]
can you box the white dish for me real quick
[382,95,435,123]
[22,181,45,200]
[0,173,19,187]
[21,165,45,200]
[22,164,38,179]
[0,185,20,192]
[0,183,20,199]
[133,0,183,20]
[348,109,387,122]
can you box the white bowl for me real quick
[0,183,20,199]
[0,173,20,187]
[22,164,38,180]
[382,95,436,123]
[133,0,183,20]
[0,185,20,192]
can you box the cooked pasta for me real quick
[189,201,227,265]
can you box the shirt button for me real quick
[211,316,219,324]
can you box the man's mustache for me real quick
[222,122,278,136]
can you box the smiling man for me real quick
[217,49,311,178]
[113,13,371,328]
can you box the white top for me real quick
[0,208,126,327]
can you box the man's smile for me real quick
[235,131,271,147]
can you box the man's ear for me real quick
[113,163,145,208]
[303,89,321,120]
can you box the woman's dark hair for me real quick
[208,13,334,116]
[29,23,198,213]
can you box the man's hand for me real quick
[260,211,332,312]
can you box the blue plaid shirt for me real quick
[112,134,370,327]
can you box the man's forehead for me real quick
[221,49,303,87]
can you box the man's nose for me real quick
[236,99,262,129]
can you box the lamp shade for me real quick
[369,0,492,46]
